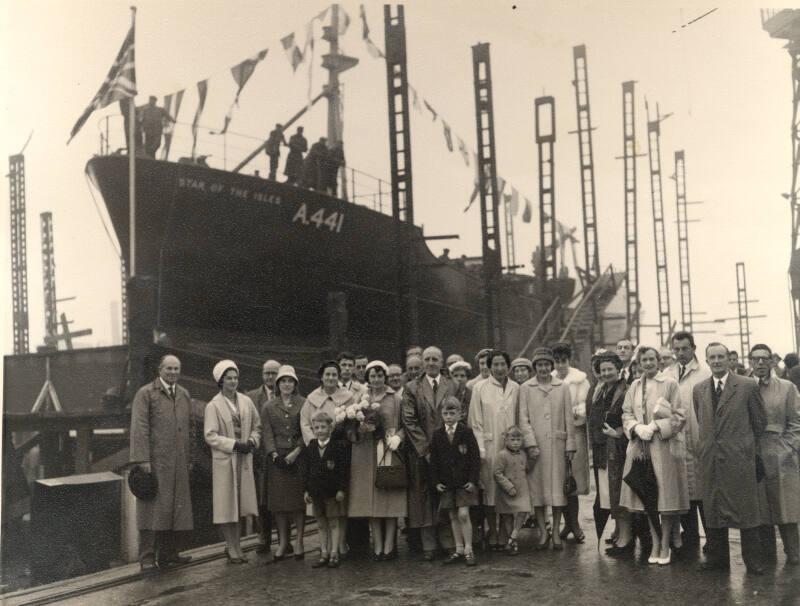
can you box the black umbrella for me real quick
[593,493,611,550]
[623,441,661,539]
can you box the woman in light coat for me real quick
[518,347,575,550]
[620,346,688,565]
[552,342,590,543]
[468,350,519,550]
[347,361,407,560]
[204,359,261,563]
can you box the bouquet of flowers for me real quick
[334,393,383,441]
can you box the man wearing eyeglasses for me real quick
[750,344,800,566]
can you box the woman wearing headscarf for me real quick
[204,360,261,563]
[518,347,575,550]
[262,365,306,560]
[346,361,407,560]
[551,342,590,543]
[620,346,689,565]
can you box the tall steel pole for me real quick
[621,81,640,342]
[9,154,30,354]
[535,96,557,282]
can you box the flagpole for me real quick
[129,6,137,278]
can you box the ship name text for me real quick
[177,177,282,205]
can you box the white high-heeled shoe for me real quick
[658,548,671,565]
[647,550,660,564]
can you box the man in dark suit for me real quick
[246,359,280,555]
[694,342,767,575]
[401,346,458,560]
[616,339,636,385]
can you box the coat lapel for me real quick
[213,395,234,436]
[716,377,738,416]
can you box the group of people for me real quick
[129,333,800,577]
[264,123,344,194]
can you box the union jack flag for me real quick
[68,20,136,144]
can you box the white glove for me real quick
[648,421,659,433]
[635,423,654,441]
[386,435,402,451]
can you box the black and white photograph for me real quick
[1,2,799,604]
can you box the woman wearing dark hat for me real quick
[204,360,262,563]
[551,342,590,543]
[518,347,575,550]
[262,364,307,560]
[300,361,355,556]
[587,352,633,555]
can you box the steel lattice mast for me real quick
[621,81,640,342]
[735,262,751,357]
[535,96,557,281]
[384,5,418,351]
[9,153,30,354]
[40,212,58,342]
[674,150,694,333]
[762,9,800,349]
[571,45,600,282]
[646,103,672,344]
[472,42,504,347]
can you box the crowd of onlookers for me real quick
[129,334,800,576]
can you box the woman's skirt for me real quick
[267,447,305,513]
[607,438,627,518]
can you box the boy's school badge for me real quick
[326,460,336,470]
[458,444,467,455]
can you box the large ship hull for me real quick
[87,156,561,362]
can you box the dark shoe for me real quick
[698,559,731,572]
[294,552,305,561]
[256,543,270,554]
[535,532,551,551]
[465,552,477,566]
[746,565,765,576]
[443,552,464,565]
[422,550,436,562]
[327,556,340,568]
[505,539,519,556]
[605,541,635,557]
[139,555,158,573]
[552,538,564,551]
[559,527,572,541]
[372,553,383,562]
[573,530,586,544]
[382,550,398,561]
[312,556,330,569]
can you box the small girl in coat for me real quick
[430,397,481,566]
[493,426,530,555]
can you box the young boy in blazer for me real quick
[430,397,481,566]
[303,411,350,569]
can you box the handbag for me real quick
[563,459,578,497]
[375,448,408,489]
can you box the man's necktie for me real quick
[715,381,723,399]
[432,379,438,399]
[447,426,455,443]
[169,385,175,400]
[678,365,685,381]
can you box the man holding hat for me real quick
[129,354,194,571]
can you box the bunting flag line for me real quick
[442,120,453,152]
[497,175,506,198]
[409,85,422,113]
[457,137,470,165]
[220,48,269,134]
[337,7,351,35]
[522,198,532,223]
[281,32,304,72]
[191,80,208,158]
[162,89,183,160]
[365,37,384,58]
[423,99,438,121]
[464,153,480,212]
[359,4,370,39]
[509,187,520,216]
[68,18,136,144]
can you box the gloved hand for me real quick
[634,423,654,441]
[233,440,249,453]
[386,435,402,451]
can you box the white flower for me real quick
[355,410,366,422]
[346,406,357,419]
[370,402,381,410]
[335,411,346,424]
[386,435,402,451]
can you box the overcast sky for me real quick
[1,1,795,359]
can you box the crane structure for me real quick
[121,259,129,344]
[762,9,800,349]
[735,262,751,357]
[621,81,641,342]
[40,212,58,342]
[535,96,557,282]
[645,103,672,344]
[9,153,30,354]
[571,45,601,283]
[674,150,696,333]
[471,42,504,347]
[502,191,517,274]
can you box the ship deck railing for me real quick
[96,114,393,216]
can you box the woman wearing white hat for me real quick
[261,364,307,560]
[204,360,262,563]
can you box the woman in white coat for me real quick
[204,360,261,563]
[468,350,519,550]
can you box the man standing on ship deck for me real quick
[139,96,175,159]
[129,355,194,571]
[265,123,287,181]
[284,126,308,185]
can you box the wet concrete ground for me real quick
[43,497,800,605]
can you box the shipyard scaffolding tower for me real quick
[674,150,696,333]
[40,212,58,342]
[762,9,800,349]
[621,81,641,342]
[646,103,672,344]
[536,96,557,282]
[9,153,30,354]
[735,262,752,357]
[384,5,418,352]
[472,42,504,347]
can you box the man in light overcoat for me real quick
[129,354,194,570]
[694,343,767,575]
